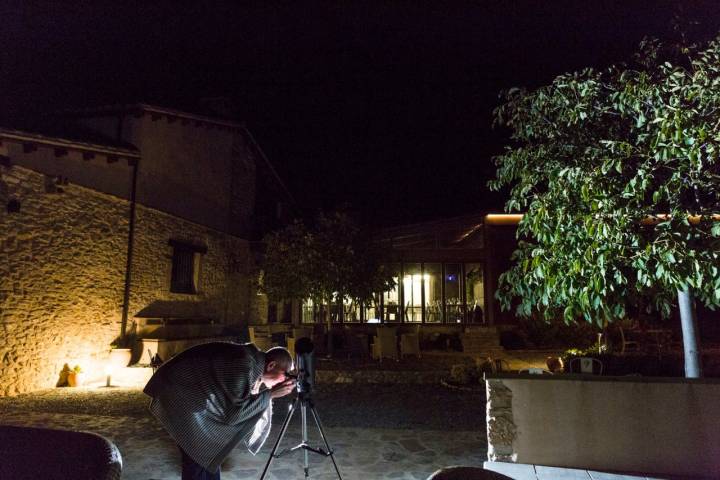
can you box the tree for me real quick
[489,33,720,377]
[261,220,317,304]
[261,211,394,353]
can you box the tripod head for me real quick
[293,337,315,395]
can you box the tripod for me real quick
[259,390,342,479]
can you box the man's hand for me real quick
[270,379,296,399]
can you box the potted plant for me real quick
[109,332,137,368]
[67,365,85,387]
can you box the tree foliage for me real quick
[261,211,394,306]
[489,34,720,326]
[261,220,318,302]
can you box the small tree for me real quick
[261,220,317,304]
[262,211,394,354]
[490,33,720,377]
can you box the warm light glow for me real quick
[641,214,720,225]
[484,213,720,227]
[484,214,524,225]
[104,364,114,388]
[403,274,430,307]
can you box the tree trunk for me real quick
[326,295,334,357]
[677,288,703,378]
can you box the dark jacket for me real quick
[143,342,271,472]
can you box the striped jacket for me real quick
[143,342,271,472]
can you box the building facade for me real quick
[0,105,291,396]
[298,214,519,328]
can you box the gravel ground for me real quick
[0,383,487,431]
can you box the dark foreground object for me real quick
[0,425,122,480]
[427,466,513,480]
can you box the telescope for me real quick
[292,337,315,394]
[260,337,342,479]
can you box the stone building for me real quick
[0,105,293,396]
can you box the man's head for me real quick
[262,346,293,387]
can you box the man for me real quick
[144,342,296,479]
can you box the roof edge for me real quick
[59,103,246,130]
[0,127,140,157]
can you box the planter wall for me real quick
[484,374,720,478]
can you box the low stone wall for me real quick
[316,369,445,385]
[484,374,720,478]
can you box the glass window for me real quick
[424,263,443,323]
[445,263,464,323]
[402,263,423,322]
[382,264,401,322]
[302,298,315,324]
[302,298,333,324]
[465,263,484,323]
[363,294,381,323]
[343,297,360,323]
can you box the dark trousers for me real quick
[180,447,221,480]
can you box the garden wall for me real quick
[485,373,720,478]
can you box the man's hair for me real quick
[265,347,293,372]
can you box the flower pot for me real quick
[67,371,85,387]
[109,348,132,368]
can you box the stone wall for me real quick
[77,112,259,237]
[1,165,129,396]
[0,164,258,396]
[484,379,517,462]
[484,374,720,477]
[127,202,254,327]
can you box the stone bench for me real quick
[0,425,122,479]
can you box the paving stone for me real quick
[399,438,427,453]
[483,461,538,480]
[588,473,648,480]
[0,388,488,480]
[388,470,409,478]
[383,451,408,462]
[536,465,591,479]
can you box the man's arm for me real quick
[224,389,272,426]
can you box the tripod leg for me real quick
[309,405,343,480]
[259,396,298,480]
[301,403,309,478]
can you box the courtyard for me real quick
[0,383,487,480]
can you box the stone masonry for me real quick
[485,378,517,462]
[0,164,256,396]
[127,202,254,329]
[1,165,129,396]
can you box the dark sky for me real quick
[2,1,719,226]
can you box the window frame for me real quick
[168,239,207,295]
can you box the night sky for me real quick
[2,1,720,226]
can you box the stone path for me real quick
[0,409,486,480]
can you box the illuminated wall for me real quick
[0,164,256,396]
[0,165,129,396]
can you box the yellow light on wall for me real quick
[484,214,524,225]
